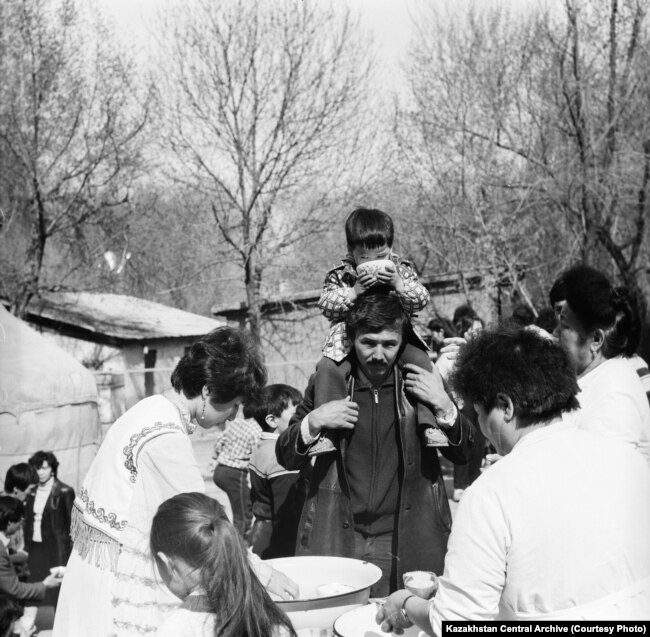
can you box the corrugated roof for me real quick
[28,292,224,342]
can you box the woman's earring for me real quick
[201,398,206,422]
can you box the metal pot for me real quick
[267,556,382,631]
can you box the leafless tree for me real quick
[399,0,650,313]
[0,0,150,316]
[155,0,373,343]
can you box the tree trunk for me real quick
[244,253,263,346]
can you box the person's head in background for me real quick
[171,327,267,430]
[510,303,535,328]
[150,492,296,637]
[552,265,640,376]
[549,275,567,319]
[535,307,558,335]
[450,326,580,455]
[28,451,58,486]
[427,318,447,350]
[3,463,38,501]
[345,208,394,265]
[0,596,24,637]
[0,496,25,538]
[452,304,484,340]
[245,384,303,435]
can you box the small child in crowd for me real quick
[247,384,307,559]
[150,492,296,637]
[312,207,448,455]
[211,413,262,538]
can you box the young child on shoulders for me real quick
[247,384,308,559]
[151,492,296,637]
[311,207,449,455]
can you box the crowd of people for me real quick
[1,207,649,636]
[0,452,74,635]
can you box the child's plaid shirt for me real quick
[318,253,430,361]
[212,417,262,470]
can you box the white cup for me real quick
[402,570,438,599]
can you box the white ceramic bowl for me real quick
[334,603,421,636]
[267,556,382,631]
[355,259,393,282]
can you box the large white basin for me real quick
[266,556,382,631]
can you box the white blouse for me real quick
[32,479,53,543]
[577,355,650,467]
[428,417,650,630]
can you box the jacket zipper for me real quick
[368,388,380,516]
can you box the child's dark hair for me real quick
[171,327,267,402]
[345,208,394,250]
[244,384,303,431]
[151,492,296,637]
[0,496,24,533]
[4,463,38,493]
[0,596,23,637]
[28,450,59,478]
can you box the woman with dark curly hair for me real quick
[53,327,297,637]
[552,264,650,466]
[377,327,650,631]
[25,451,74,608]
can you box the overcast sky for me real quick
[94,0,542,95]
[95,0,418,91]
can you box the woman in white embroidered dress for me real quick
[53,327,298,637]
[376,327,650,634]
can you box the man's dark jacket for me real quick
[276,368,474,584]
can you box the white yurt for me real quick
[0,305,100,491]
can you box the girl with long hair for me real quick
[151,492,296,637]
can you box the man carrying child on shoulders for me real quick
[276,293,474,596]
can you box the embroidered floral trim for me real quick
[113,571,161,588]
[78,488,126,531]
[122,422,183,483]
[111,597,178,612]
[112,619,159,634]
[119,545,152,560]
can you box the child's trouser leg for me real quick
[213,465,253,536]
[399,343,449,447]
[309,356,351,456]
